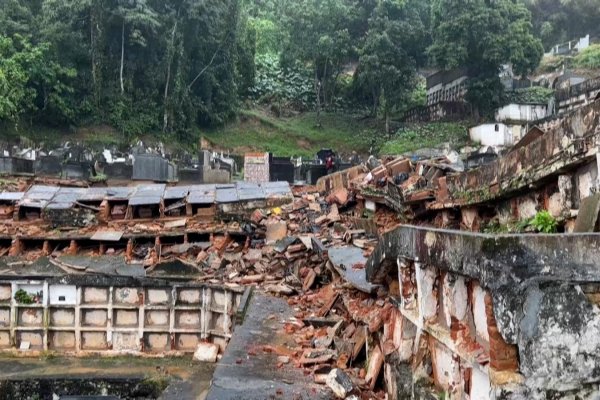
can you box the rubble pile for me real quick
[196,188,398,398]
[0,176,399,398]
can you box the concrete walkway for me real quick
[206,293,330,400]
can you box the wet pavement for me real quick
[206,293,330,400]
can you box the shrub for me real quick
[14,289,35,304]
[574,44,600,69]
[528,210,558,233]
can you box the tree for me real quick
[355,0,427,132]
[0,34,74,124]
[524,0,600,50]
[429,0,544,118]
[111,0,160,95]
[281,0,355,125]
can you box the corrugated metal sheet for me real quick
[188,184,216,205]
[262,181,292,197]
[78,187,109,202]
[25,185,60,200]
[237,182,265,201]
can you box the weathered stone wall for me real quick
[367,225,600,399]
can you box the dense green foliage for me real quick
[529,210,558,233]
[0,0,254,138]
[429,0,544,118]
[0,0,576,141]
[524,0,600,50]
[250,54,314,113]
[355,0,428,131]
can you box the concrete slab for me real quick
[328,246,378,294]
[574,194,600,232]
[206,293,330,400]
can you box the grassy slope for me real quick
[202,109,389,157]
[203,109,470,157]
[2,109,470,157]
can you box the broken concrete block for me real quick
[327,188,349,206]
[243,248,263,263]
[251,209,267,224]
[326,368,353,398]
[277,355,290,364]
[266,221,287,244]
[385,158,410,176]
[193,342,219,363]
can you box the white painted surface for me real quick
[495,103,548,123]
[469,123,514,147]
[576,160,599,203]
[450,276,469,321]
[472,284,489,344]
[415,264,438,323]
[13,283,44,303]
[431,341,461,392]
[576,34,590,52]
[470,366,492,400]
[365,200,376,212]
[49,285,77,305]
[193,342,219,362]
